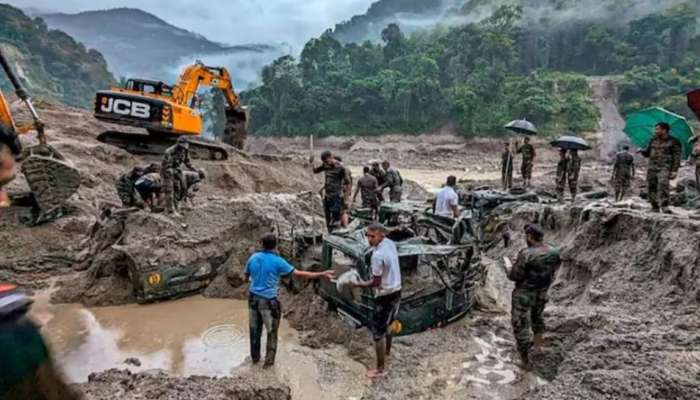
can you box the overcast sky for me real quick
[7,0,376,49]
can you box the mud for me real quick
[4,100,700,399]
[77,369,292,400]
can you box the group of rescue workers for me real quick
[115,136,205,217]
[501,122,681,212]
[0,121,690,397]
[311,150,404,230]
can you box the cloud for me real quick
[7,0,376,51]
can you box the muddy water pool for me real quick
[29,293,364,399]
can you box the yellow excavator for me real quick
[93,61,247,160]
[0,48,81,222]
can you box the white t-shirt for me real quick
[370,238,402,297]
[435,186,459,217]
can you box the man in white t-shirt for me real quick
[434,175,460,218]
[352,223,402,379]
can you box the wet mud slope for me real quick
[78,369,291,400]
[523,205,699,400]
[0,102,321,301]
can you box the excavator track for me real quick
[20,146,81,211]
[97,131,229,161]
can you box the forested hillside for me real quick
[244,0,700,137]
[0,4,115,108]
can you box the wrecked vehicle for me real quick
[318,228,485,336]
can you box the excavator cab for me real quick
[123,79,172,96]
[0,49,80,224]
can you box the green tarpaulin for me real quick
[624,107,694,159]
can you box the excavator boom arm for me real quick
[171,62,241,109]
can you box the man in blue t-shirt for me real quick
[245,233,334,368]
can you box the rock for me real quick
[123,358,141,367]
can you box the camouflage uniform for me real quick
[383,167,403,202]
[612,151,635,201]
[517,143,536,185]
[641,136,681,210]
[370,165,387,202]
[115,168,144,207]
[501,150,514,190]
[567,152,581,201]
[356,174,379,209]
[313,162,351,229]
[161,143,196,214]
[248,294,281,366]
[507,244,561,361]
[555,155,568,202]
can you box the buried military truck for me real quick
[318,227,486,336]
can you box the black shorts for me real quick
[370,290,401,341]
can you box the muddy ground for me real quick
[2,100,699,399]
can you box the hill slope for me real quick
[0,4,115,108]
[40,8,284,86]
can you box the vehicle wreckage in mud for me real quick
[318,227,485,335]
[319,188,543,335]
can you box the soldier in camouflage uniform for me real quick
[501,142,514,190]
[353,166,380,220]
[379,160,403,203]
[161,136,199,216]
[370,161,387,202]
[312,150,351,231]
[567,150,581,202]
[115,166,145,207]
[554,149,568,202]
[611,145,635,202]
[517,137,536,188]
[640,122,681,213]
[507,224,561,368]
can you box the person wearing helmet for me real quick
[0,284,81,399]
[504,224,561,369]
[161,136,199,216]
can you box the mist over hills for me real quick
[39,7,287,88]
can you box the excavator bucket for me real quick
[223,107,247,150]
[20,146,80,211]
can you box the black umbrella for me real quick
[504,119,537,135]
[550,135,591,151]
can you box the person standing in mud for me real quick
[567,150,581,202]
[0,284,82,400]
[245,234,334,368]
[501,142,514,190]
[161,136,198,217]
[516,137,536,188]
[611,145,635,202]
[369,160,386,202]
[353,166,380,220]
[555,149,568,202]
[378,160,403,203]
[351,223,402,379]
[505,224,561,369]
[640,122,681,213]
[311,150,351,231]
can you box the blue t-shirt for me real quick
[245,251,295,299]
